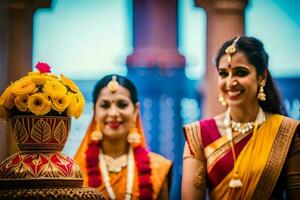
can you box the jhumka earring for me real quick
[127,123,141,147]
[257,80,266,101]
[225,37,240,66]
[219,94,227,106]
[91,123,103,142]
[107,75,119,93]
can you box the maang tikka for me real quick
[107,75,119,93]
[225,37,240,66]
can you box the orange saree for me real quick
[74,115,172,199]
[76,152,171,200]
[183,114,299,200]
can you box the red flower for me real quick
[35,62,51,73]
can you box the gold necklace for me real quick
[104,154,127,173]
[99,146,134,200]
[224,107,266,188]
[231,121,255,134]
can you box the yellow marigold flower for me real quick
[12,78,36,95]
[48,74,58,79]
[67,93,77,117]
[0,85,15,109]
[74,91,85,119]
[29,74,53,85]
[14,94,29,112]
[28,71,41,76]
[28,93,51,116]
[0,105,9,121]
[60,74,79,93]
[51,94,70,113]
[43,80,67,98]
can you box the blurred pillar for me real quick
[126,0,185,68]
[126,0,186,199]
[0,0,10,162]
[0,0,52,160]
[195,0,248,117]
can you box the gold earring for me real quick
[218,94,227,106]
[257,81,266,101]
[127,123,141,147]
[91,123,103,142]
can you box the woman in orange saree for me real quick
[74,74,172,200]
[182,36,300,200]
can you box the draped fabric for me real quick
[74,112,172,199]
[78,152,170,200]
[183,114,299,200]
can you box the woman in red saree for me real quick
[182,36,300,200]
[74,74,172,199]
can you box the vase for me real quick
[0,115,104,200]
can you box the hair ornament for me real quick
[225,37,240,63]
[107,75,119,93]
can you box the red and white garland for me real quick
[86,141,153,200]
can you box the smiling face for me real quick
[218,52,263,110]
[94,85,138,141]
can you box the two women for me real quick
[74,75,172,199]
[182,36,300,199]
[75,36,300,200]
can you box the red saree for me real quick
[183,114,299,199]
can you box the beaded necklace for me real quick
[99,146,134,200]
[85,142,153,199]
[224,107,266,188]
[231,120,255,134]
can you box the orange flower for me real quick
[12,78,36,95]
[43,80,67,98]
[51,94,70,113]
[0,85,15,109]
[60,74,79,93]
[0,62,85,120]
[14,94,29,112]
[28,93,51,116]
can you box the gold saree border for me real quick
[206,131,251,172]
[253,117,299,200]
[183,122,203,159]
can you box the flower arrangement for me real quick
[0,62,85,121]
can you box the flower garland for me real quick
[86,141,101,187]
[85,142,153,199]
[134,146,153,200]
[99,146,134,200]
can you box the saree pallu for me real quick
[183,114,299,200]
[76,151,171,200]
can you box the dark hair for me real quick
[215,36,286,115]
[92,74,138,105]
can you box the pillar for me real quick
[0,0,52,160]
[195,0,248,117]
[126,0,186,199]
[127,0,185,68]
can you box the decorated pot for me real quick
[10,115,70,152]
